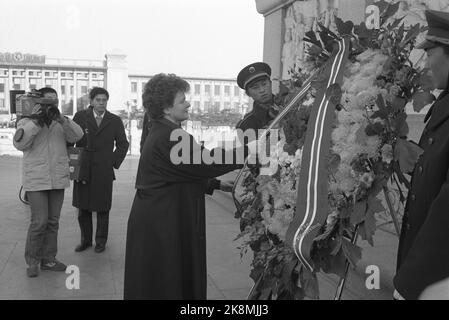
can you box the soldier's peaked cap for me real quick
[237,62,271,90]
[417,10,449,50]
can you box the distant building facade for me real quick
[0,51,250,117]
[129,74,250,115]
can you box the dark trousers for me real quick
[25,189,64,266]
[77,209,109,246]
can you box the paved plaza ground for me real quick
[0,154,403,300]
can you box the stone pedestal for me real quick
[255,0,443,84]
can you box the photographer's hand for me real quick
[30,105,45,127]
[56,114,66,124]
[47,106,61,123]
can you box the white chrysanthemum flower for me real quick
[360,171,375,188]
[326,210,339,225]
[381,144,394,164]
[303,96,315,107]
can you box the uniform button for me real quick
[406,222,411,231]
[428,138,434,145]
[410,194,416,201]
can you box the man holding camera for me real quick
[13,87,84,278]
[71,87,129,254]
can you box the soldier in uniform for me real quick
[394,10,449,300]
[236,62,282,135]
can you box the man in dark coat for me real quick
[394,10,449,300]
[72,87,129,253]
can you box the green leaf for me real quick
[417,69,435,91]
[328,249,347,277]
[304,31,322,48]
[326,83,342,106]
[330,236,342,256]
[382,58,393,73]
[358,222,374,246]
[398,119,409,138]
[402,23,420,45]
[335,17,354,36]
[300,268,319,299]
[393,112,408,137]
[371,109,389,120]
[363,209,377,245]
[392,161,411,189]
[341,238,362,268]
[397,23,405,42]
[381,1,399,22]
[370,175,389,197]
[365,122,384,136]
[294,287,305,300]
[391,97,407,113]
[350,200,367,225]
[394,138,424,174]
[413,91,436,112]
[389,17,405,30]
[375,0,390,16]
[367,196,385,215]
[281,259,297,288]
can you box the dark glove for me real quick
[46,106,61,122]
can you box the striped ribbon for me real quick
[285,38,350,272]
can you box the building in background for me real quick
[0,51,250,118]
[129,74,250,115]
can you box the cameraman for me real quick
[13,87,84,278]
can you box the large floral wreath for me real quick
[235,2,434,300]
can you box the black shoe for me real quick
[41,259,67,272]
[94,244,105,253]
[75,243,92,252]
[26,265,39,278]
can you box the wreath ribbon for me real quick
[285,38,350,272]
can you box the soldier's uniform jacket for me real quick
[236,98,275,136]
[394,89,449,299]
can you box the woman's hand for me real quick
[219,180,234,192]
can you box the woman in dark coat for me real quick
[124,74,247,299]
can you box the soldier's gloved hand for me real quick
[268,103,283,119]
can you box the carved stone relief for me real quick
[281,0,449,80]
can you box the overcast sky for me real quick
[0,0,264,78]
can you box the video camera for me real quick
[11,89,60,125]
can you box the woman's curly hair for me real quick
[142,73,190,119]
